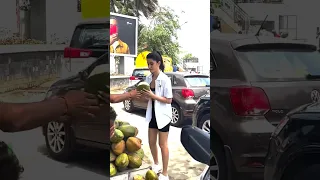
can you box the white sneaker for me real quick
[159,174,169,180]
[151,164,162,173]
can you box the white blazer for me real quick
[145,71,173,129]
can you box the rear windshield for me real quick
[236,50,320,81]
[132,69,150,77]
[70,23,109,49]
[184,76,210,87]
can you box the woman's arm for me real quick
[151,78,173,104]
[0,98,67,132]
[151,94,172,104]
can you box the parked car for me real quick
[180,125,210,180]
[192,93,210,133]
[123,72,210,127]
[62,20,108,79]
[42,52,109,161]
[129,68,150,86]
[265,102,320,180]
[210,34,320,179]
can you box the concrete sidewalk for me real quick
[141,143,206,180]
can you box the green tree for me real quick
[182,53,194,61]
[110,0,159,18]
[138,6,181,64]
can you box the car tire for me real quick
[171,103,182,127]
[123,99,134,112]
[283,164,320,180]
[211,140,228,180]
[44,121,75,161]
[199,114,210,133]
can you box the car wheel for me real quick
[283,163,320,180]
[171,104,182,126]
[44,121,75,161]
[199,114,210,133]
[123,99,134,112]
[211,140,227,180]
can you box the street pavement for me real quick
[111,102,207,180]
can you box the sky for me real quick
[140,0,210,72]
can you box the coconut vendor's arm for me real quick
[110,89,138,103]
[0,90,100,132]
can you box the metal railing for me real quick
[220,0,251,33]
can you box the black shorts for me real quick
[149,116,170,132]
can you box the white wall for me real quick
[46,0,82,43]
[0,0,18,37]
[284,0,319,45]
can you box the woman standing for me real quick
[140,51,173,180]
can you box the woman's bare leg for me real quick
[148,128,159,164]
[159,131,169,176]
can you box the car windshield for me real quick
[132,69,150,77]
[236,50,320,81]
[184,76,210,87]
[70,23,109,49]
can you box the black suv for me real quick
[42,53,109,161]
[192,93,210,133]
[265,102,320,180]
[210,33,320,179]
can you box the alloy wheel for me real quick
[211,151,219,180]
[47,122,65,153]
[124,100,131,111]
[202,119,210,133]
[171,107,179,124]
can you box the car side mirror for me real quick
[180,125,210,165]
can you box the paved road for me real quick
[111,102,207,180]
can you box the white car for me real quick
[128,68,150,86]
[61,20,109,79]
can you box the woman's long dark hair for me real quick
[146,51,165,72]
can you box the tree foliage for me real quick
[138,7,181,64]
[110,0,159,18]
[110,1,181,64]
[182,53,194,60]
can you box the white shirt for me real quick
[145,71,173,129]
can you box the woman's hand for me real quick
[135,90,142,99]
[142,89,155,99]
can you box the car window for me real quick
[70,23,109,49]
[172,75,177,85]
[132,69,150,77]
[184,76,210,87]
[237,50,320,81]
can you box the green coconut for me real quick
[136,82,150,91]
[84,63,110,96]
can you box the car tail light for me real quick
[182,88,194,99]
[229,86,270,116]
[64,47,92,58]
[129,76,138,80]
